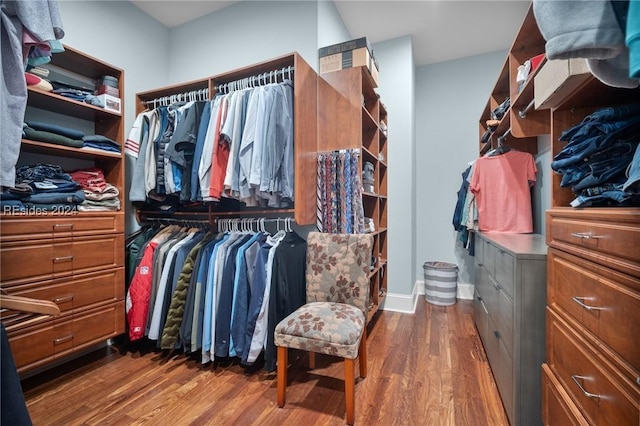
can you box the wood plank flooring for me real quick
[21,299,509,425]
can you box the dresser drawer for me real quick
[546,209,640,280]
[0,213,124,242]
[547,308,639,426]
[542,363,589,426]
[476,235,495,277]
[548,248,640,378]
[492,285,514,360]
[487,317,514,424]
[5,268,124,314]
[8,301,125,373]
[1,234,124,286]
[474,289,489,346]
[494,246,515,300]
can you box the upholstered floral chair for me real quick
[274,232,374,425]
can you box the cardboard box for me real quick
[319,47,379,86]
[319,37,373,58]
[97,94,121,113]
[534,58,591,110]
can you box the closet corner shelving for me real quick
[478,3,547,156]
[0,45,126,375]
[133,52,318,227]
[318,65,388,323]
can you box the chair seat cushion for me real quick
[274,301,365,359]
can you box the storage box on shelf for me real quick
[534,58,591,111]
[543,72,640,424]
[318,65,388,321]
[0,45,126,375]
[319,37,379,86]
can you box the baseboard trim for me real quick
[380,281,474,314]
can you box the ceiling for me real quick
[129,1,532,66]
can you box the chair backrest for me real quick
[305,232,374,316]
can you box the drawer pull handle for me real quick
[53,334,74,345]
[53,256,74,263]
[53,224,74,230]
[493,330,500,339]
[571,375,602,399]
[53,295,74,303]
[572,297,604,311]
[570,232,603,240]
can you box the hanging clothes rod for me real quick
[518,98,536,119]
[215,217,294,233]
[216,66,295,94]
[497,128,511,145]
[142,88,210,109]
[140,216,212,228]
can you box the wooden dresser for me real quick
[544,208,640,425]
[540,72,640,425]
[474,232,547,425]
[0,46,126,375]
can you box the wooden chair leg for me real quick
[359,328,367,379]
[344,358,355,425]
[277,346,288,407]
[308,351,316,369]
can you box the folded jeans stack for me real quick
[551,102,640,207]
[11,164,85,212]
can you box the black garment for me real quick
[264,231,307,372]
[1,323,32,426]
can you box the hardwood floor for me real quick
[21,299,509,425]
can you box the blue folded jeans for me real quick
[552,118,640,170]
[558,140,638,190]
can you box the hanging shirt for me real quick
[198,96,223,200]
[470,150,537,233]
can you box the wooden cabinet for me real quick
[473,232,547,426]
[478,3,547,156]
[541,44,640,424]
[0,46,125,375]
[545,209,640,426]
[318,66,388,321]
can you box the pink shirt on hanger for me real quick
[470,150,537,233]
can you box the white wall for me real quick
[167,1,319,83]
[372,36,416,310]
[414,50,508,287]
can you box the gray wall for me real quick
[57,0,171,233]
[414,50,508,287]
[372,36,416,310]
[317,0,352,50]
[167,1,319,83]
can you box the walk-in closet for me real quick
[1,1,638,425]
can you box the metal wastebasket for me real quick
[423,261,458,306]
